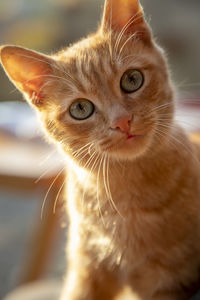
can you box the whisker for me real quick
[117,32,137,62]
[106,156,122,219]
[9,76,64,95]
[81,152,100,214]
[83,150,97,169]
[37,79,58,96]
[38,149,58,166]
[102,154,114,210]
[72,142,94,157]
[104,154,124,219]
[74,147,96,166]
[114,11,143,56]
[156,127,200,166]
[159,113,174,117]
[25,74,73,88]
[154,128,186,154]
[40,166,65,220]
[149,102,173,113]
[73,147,88,159]
[58,137,72,146]
[17,53,79,86]
[35,166,58,184]
[96,155,106,227]
[120,54,139,62]
[53,178,66,214]
[88,143,94,155]
[157,120,200,131]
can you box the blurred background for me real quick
[0,0,200,299]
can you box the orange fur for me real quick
[1,0,200,299]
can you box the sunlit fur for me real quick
[1,0,200,299]
[34,33,174,163]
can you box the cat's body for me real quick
[62,126,200,300]
[1,0,200,299]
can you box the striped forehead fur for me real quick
[53,32,164,105]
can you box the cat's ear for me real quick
[0,45,55,106]
[101,0,151,42]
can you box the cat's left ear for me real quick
[101,0,151,43]
[0,45,55,106]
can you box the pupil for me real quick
[78,103,84,111]
[129,75,136,83]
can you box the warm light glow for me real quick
[115,286,141,300]
[65,155,88,184]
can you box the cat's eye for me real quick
[69,99,95,120]
[120,69,144,93]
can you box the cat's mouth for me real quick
[126,133,144,142]
[100,133,144,152]
[98,127,154,160]
[127,134,137,140]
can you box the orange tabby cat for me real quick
[1,0,200,299]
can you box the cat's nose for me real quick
[111,115,132,134]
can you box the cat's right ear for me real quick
[101,0,151,43]
[0,45,55,107]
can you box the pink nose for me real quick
[111,115,132,134]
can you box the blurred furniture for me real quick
[0,102,65,285]
[176,101,200,144]
[3,280,62,300]
[176,100,200,133]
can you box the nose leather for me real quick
[111,115,132,134]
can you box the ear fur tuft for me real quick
[101,0,151,43]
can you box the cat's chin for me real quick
[104,134,153,161]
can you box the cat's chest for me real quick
[78,205,159,275]
[67,169,169,269]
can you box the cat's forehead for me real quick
[56,36,120,97]
[60,34,147,69]
[60,36,118,75]
[56,34,154,97]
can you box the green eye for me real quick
[120,69,144,93]
[69,99,95,120]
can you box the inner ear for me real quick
[101,0,144,33]
[0,45,55,105]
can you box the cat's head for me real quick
[0,0,174,163]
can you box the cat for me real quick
[1,0,200,299]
